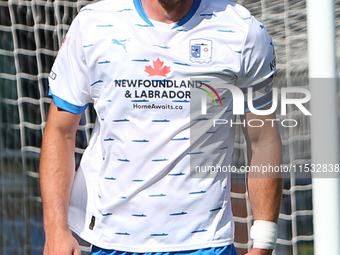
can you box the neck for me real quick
[141,0,195,24]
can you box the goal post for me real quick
[0,0,339,254]
[307,0,340,254]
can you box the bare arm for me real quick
[40,101,83,255]
[242,111,283,255]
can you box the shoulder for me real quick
[196,0,257,37]
[204,0,272,52]
[225,1,252,19]
[200,0,253,24]
[79,0,129,13]
[75,0,135,22]
[67,0,138,36]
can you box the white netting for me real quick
[0,0,339,254]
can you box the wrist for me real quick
[43,221,70,238]
[250,220,277,250]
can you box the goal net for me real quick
[0,0,339,254]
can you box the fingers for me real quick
[43,233,81,255]
[73,246,82,255]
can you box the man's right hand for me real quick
[43,230,81,255]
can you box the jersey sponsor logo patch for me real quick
[111,38,130,53]
[144,58,171,77]
[189,39,212,64]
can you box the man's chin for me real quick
[158,0,186,8]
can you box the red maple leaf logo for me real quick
[145,58,171,77]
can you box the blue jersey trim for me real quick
[172,0,202,29]
[49,89,88,114]
[245,92,273,113]
[91,244,237,255]
[134,0,201,29]
[240,74,274,93]
[134,0,154,27]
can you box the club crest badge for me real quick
[189,39,212,64]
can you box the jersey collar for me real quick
[133,0,202,29]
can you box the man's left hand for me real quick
[245,248,273,255]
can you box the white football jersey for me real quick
[48,0,276,252]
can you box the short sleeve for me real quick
[236,17,276,111]
[48,14,91,114]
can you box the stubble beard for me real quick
[158,0,186,8]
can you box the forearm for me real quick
[247,141,283,222]
[40,117,77,237]
[246,135,282,255]
[242,109,283,222]
[39,102,82,237]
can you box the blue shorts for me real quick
[91,244,238,255]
